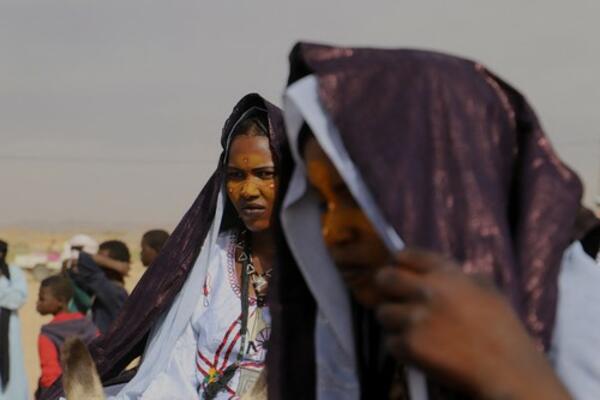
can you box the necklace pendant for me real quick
[253,275,268,292]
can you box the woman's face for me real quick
[226,134,277,233]
[303,136,389,307]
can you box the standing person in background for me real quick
[140,230,170,267]
[61,234,98,315]
[0,239,28,400]
[67,240,130,333]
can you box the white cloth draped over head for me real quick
[280,75,600,400]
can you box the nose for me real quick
[240,179,260,199]
[322,207,355,247]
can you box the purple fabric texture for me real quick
[40,93,286,399]
[296,42,581,349]
[270,42,583,400]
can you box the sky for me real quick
[1,0,599,229]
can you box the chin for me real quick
[243,220,271,233]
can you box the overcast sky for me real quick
[1,0,598,229]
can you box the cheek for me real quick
[226,182,240,202]
[260,181,277,205]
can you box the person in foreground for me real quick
[0,240,28,400]
[269,42,600,399]
[40,93,288,400]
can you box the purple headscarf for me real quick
[269,42,582,399]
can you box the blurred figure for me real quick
[0,240,28,400]
[60,234,99,263]
[35,275,97,398]
[140,229,169,267]
[67,240,130,333]
[61,338,104,400]
[61,234,98,315]
[273,43,596,399]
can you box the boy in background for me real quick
[68,240,130,334]
[36,275,97,396]
[140,229,169,267]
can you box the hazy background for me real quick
[1,0,599,230]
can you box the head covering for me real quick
[40,93,287,399]
[269,42,583,399]
[60,234,99,261]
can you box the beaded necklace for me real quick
[202,230,271,399]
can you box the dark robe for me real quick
[269,42,582,400]
[68,252,128,334]
[0,253,11,391]
[40,93,288,399]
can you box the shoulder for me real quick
[551,241,600,398]
[217,229,238,249]
[218,228,237,240]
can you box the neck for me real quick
[249,228,276,270]
[54,305,69,316]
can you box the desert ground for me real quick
[1,228,149,394]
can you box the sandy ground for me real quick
[1,228,148,394]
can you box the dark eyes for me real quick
[256,170,275,180]
[227,171,244,180]
[226,169,276,181]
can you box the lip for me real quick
[240,203,267,218]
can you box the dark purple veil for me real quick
[42,93,286,399]
[269,42,582,399]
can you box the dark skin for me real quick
[36,286,69,316]
[62,250,130,278]
[140,239,158,267]
[226,133,277,296]
[304,138,388,306]
[303,136,571,400]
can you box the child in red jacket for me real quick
[35,275,97,398]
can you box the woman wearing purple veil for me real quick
[42,93,289,400]
[269,43,600,399]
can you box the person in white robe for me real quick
[0,239,28,400]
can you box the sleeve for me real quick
[70,282,94,313]
[70,252,123,310]
[0,265,28,310]
[38,334,62,388]
[110,320,199,400]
